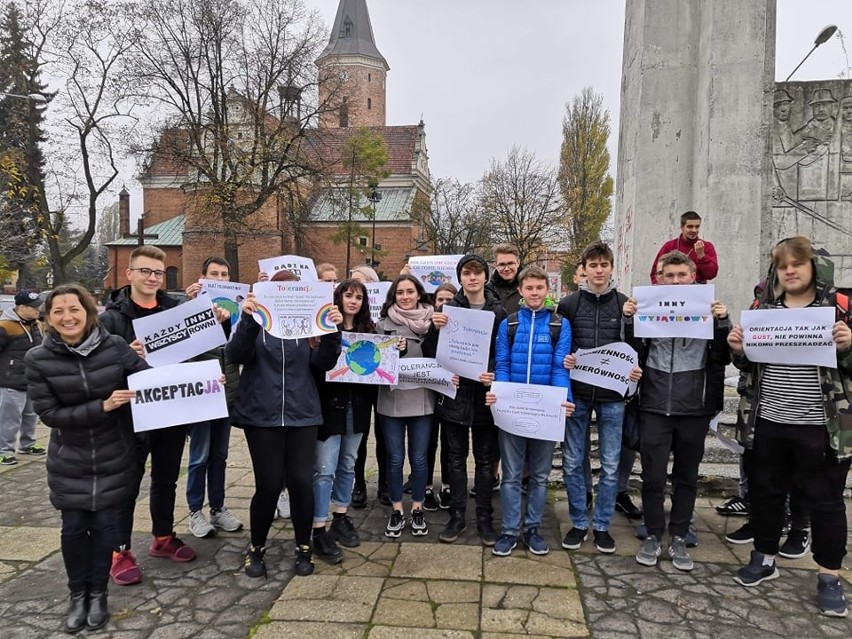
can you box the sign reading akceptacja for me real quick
[741,306,836,368]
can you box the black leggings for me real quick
[61,507,120,593]
[244,426,317,548]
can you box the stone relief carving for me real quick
[771,81,852,287]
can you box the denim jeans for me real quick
[564,399,624,531]
[61,507,120,593]
[498,430,555,537]
[313,405,363,524]
[381,415,433,504]
[186,417,232,512]
[0,387,37,454]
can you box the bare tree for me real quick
[479,147,563,265]
[414,177,491,255]
[126,0,340,279]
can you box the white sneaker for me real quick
[210,507,243,532]
[189,510,216,538]
[275,490,291,519]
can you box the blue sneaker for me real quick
[523,527,550,555]
[734,550,779,587]
[817,574,848,618]
[492,534,517,557]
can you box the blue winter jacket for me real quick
[495,305,573,400]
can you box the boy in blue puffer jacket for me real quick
[487,266,574,556]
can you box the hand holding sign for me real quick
[103,389,135,412]
[834,320,852,351]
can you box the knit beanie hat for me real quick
[456,254,490,281]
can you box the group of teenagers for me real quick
[12,213,852,633]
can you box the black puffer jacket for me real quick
[486,271,521,315]
[558,288,631,403]
[24,327,150,511]
[0,307,43,391]
[100,286,180,342]
[424,290,506,426]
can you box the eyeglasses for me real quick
[496,262,518,270]
[130,267,165,279]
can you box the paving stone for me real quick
[526,611,589,637]
[372,597,435,627]
[268,598,374,623]
[531,587,585,623]
[502,585,538,608]
[254,621,367,639]
[383,578,429,600]
[0,526,59,561]
[434,602,480,630]
[480,634,552,639]
[480,608,529,634]
[483,554,577,587]
[481,583,507,608]
[368,627,473,639]
[391,543,482,581]
[426,580,481,603]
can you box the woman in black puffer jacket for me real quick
[25,284,148,634]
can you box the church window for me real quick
[166,267,178,290]
[340,98,349,128]
[342,18,352,38]
[367,98,372,110]
[368,73,371,82]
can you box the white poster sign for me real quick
[132,295,227,367]
[395,357,457,398]
[407,254,464,293]
[251,281,336,339]
[365,282,392,322]
[257,255,318,281]
[128,360,228,432]
[633,284,715,339]
[571,342,638,395]
[436,305,493,380]
[327,332,400,385]
[741,307,837,368]
[200,279,250,325]
[490,381,567,442]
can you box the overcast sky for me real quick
[311,0,852,185]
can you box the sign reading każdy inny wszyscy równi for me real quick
[741,306,837,368]
[128,360,229,432]
[326,332,400,385]
[570,342,638,395]
[365,281,392,323]
[394,357,457,399]
[257,254,318,281]
[436,305,494,380]
[251,281,337,339]
[200,279,250,325]
[489,381,567,442]
[632,284,714,339]
[407,255,464,293]
[132,295,227,367]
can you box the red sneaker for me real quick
[149,533,197,562]
[110,550,142,586]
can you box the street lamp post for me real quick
[785,25,838,82]
[368,188,382,266]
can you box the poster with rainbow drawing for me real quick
[251,281,337,339]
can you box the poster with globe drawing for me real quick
[200,280,251,326]
[326,332,400,385]
[408,255,464,293]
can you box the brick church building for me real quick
[106,0,431,289]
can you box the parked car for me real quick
[0,295,15,313]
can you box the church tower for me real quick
[316,0,389,128]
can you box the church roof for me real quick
[306,125,420,176]
[316,0,388,70]
[106,215,185,246]
[310,186,416,223]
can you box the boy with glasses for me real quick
[487,244,522,315]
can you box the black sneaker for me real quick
[438,510,466,543]
[734,550,779,587]
[715,496,749,517]
[817,574,849,618]
[244,545,266,578]
[615,492,643,520]
[438,486,451,510]
[411,508,428,536]
[385,509,405,538]
[779,529,810,560]
[351,484,367,510]
[561,527,588,551]
[312,529,343,565]
[18,444,46,456]
[725,522,754,545]
[294,545,314,577]
[594,530,616,554]
[0,454,17,466]
[476,518,498,547]
[330,514,360,548]
[423,487,439,512]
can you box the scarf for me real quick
[387,303,433,335]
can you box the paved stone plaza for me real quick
[0,422,850,638]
